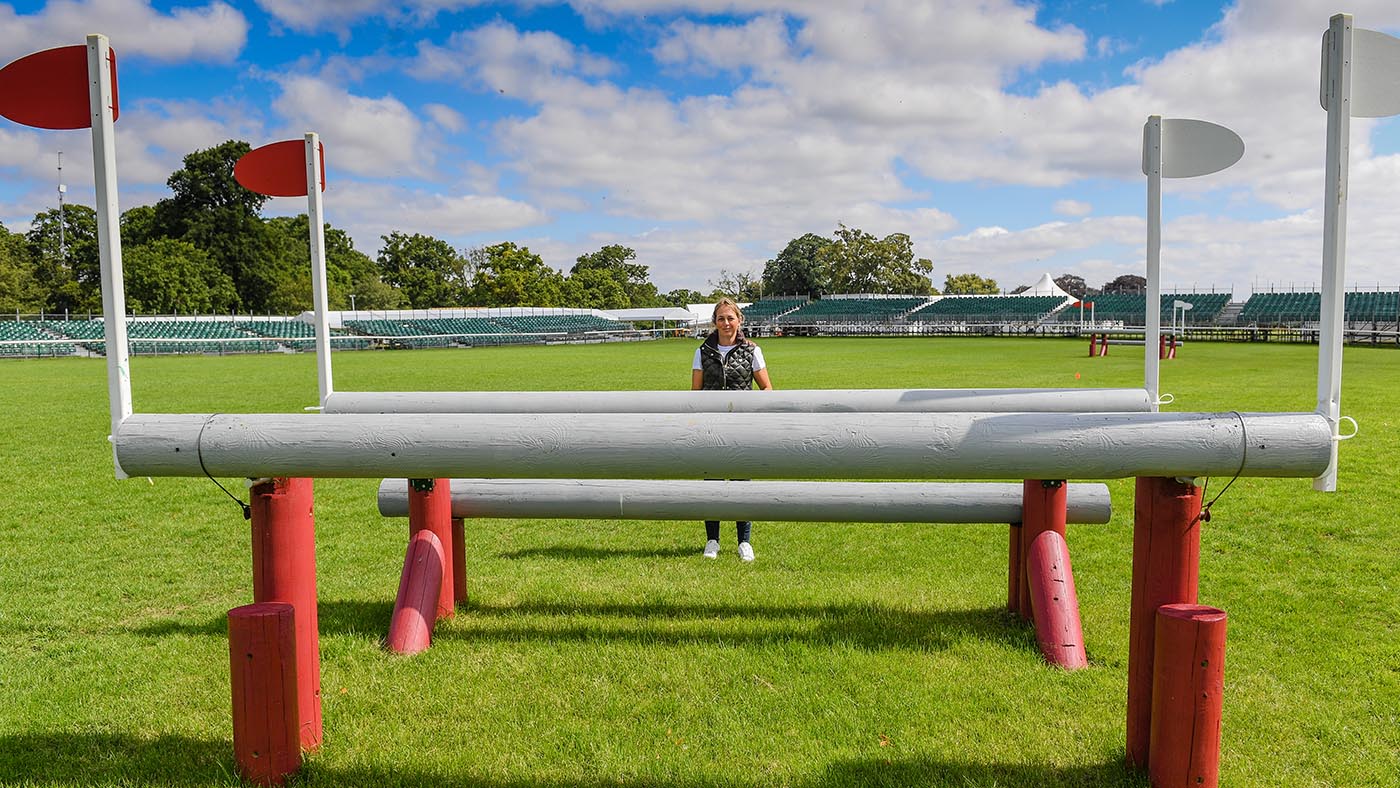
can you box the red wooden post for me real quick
[451,517,468,605]
[1088,333,1098,357]
[1026,530,1088,669]
[407,478,454,619]
[1126,477,1204,769]
[387,530,445,655]
[1150,604,1227,787]
[1007,521,1024,617]
[228,602,301,786]
[1018,480,1067,619]
[1099,334,1109,356]
[249,477,321,751]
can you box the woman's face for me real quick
[714,306,742,343]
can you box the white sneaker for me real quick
[703,539,720,559]
[738,542,755,562]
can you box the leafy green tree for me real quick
[1101,274,1146,294]
[120,205,161,247]
[1054,273,1092,299]
[569,244,661,307]
[350,272,404,310]
[27,205,100,312]
[0,224,45,313]
[267,215,383,310]
[124,238,236,314]
[663,288,705,308]
[707,268,761,300]
[377,231,470,308]
[762,233,830,297]
[819,224,934,295]
[942,273,1000,295]
[562,266,628,309]
[152,141,290,311]
[468,242,565,307]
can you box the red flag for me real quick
[234,139,326,197]
[0,44,119,129]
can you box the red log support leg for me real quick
[1089,333,1098,357]
[408,478,454,620]
[1026,530,1088,669]
[1018,480,1068,619]
[1150,604,1227,788]
[228,602,301,786]
[1126,477,1204,769]
[1007,521,1024,617]
[451,517,468,605]
[387,530,445,655]
[249,477,321,751]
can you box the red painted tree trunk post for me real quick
[1100,334,1109,356]
[249,477,321,751]
[1126,476,1204,769]
[451,517,468,605]
[1007,520,1024,617]
[228,602,301,786]
[407,478,454,619]
[1088,333,1098,357]
[387,530,445,655]
[1026,530,1088,669]
[1018,480,1068,619]
[1150,604,1227,788]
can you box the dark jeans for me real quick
[705,520,752,543]
[705,478,751,543]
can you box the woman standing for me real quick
[691,298,773,561]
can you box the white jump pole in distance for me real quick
[1315,15,1400,491]
[1141,116,1244,410]
[305,132,332,409]
[88,34,132,478]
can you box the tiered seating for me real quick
[1055,293,1232,324]
[35,319,106,353]
[125,320,279,355]
[909,296,1067,323]
[491,315,625,334]
[1240,291,1400,325]
[1239,292,1321,324]
[343,319,454,348]
[0,321,76,357]
[742,297,808,324]
[777,297,930,324]
[1344,291,1400,323]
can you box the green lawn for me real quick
[0,338,1396,787]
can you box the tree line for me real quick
[0,139,1149,316]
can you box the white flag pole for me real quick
[1143,116,1163,410]
[1314,14,1352,492]
[305,132,332,409]
[87,34,131,478]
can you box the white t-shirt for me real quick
[692,343,767,372]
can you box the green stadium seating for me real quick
[777,297,931,324]
[908,295,1067,322]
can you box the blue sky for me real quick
[2,0,1400,295]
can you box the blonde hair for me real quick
[712,297,745,322]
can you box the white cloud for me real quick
[424,103,467,133]
[270,76,432,179]
[1054,199,1093,217]
[0,0,247,64]
[321,183,548,252]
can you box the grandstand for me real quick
[777,296,931,325]
[1237,290,1400,326]
[0,320,75,357]
[1054,293,1232,325]
[909,295,1068,323]
[741,297,809,324]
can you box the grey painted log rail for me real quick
[375,479,1114,523]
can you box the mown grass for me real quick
[0,337,1396,787]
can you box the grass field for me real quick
[0,337,1396,787]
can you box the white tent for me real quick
[1021,273,1072,299]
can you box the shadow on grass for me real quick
[135,598,1037,654]
[496,544,697,560]
[0,731,1146,788]
[436,600,1034,653]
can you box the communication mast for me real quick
[57,150,66,259]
